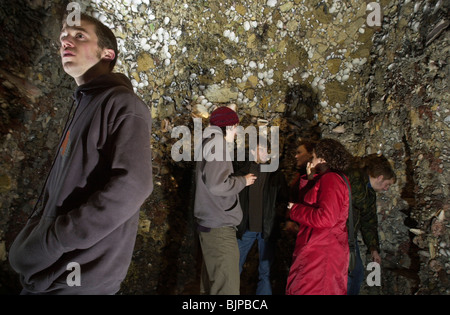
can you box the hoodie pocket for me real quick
[224,196,238,211]
[9,216,60,288]
[9,216,41,273]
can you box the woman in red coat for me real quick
[286,138,353,295]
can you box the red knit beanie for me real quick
[210,106,239,127]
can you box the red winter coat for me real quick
[286,170,350,295]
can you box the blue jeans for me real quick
[347,242,365,295]
[238,230,275,295]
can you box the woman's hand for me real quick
[306,162,315,179]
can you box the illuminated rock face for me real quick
[0,0,448,294]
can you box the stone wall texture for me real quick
[0,0,449,294]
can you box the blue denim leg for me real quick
[256,232,274,295]
[347,242,365,295]
[238,231,275,295]
[238,230,258,274]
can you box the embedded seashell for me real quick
[437,209,445,222]
[244,21,251,31]
[409,228,425,235]
[267,0,277,8]
[257,119,269,127]
[161,118,172,133]
[192,104,209,119]
[332,125,346,134]
[227,103,237,112]
[414,2,421,13]
[208,104,218,113]
[196,95,205,103]
[433,0,442,15]
[429,241,436,259]
[426,19,450,46]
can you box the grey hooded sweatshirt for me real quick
[9,73,153,294]
[194,130,246,228]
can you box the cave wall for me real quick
[0,0,448,294]
[356,0,450,294]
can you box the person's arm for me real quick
[290,173,347,229]
[202,159,248,197]
[349,170,381,257]
[359,192,381,255]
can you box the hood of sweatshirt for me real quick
[74,72,133,100]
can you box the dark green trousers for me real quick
[199,226,240,295]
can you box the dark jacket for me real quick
[346,167,380,253]
[9,73,153,294]
[236,162,288,241]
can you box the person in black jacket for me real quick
[236,140,288,295]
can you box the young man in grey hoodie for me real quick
[8,13,153,294]
[194,106,256,295]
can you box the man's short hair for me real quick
[360,154,397,182]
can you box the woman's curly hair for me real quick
[314,138,353,172]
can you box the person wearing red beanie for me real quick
[194,106,257,295]
[209,106,240,127]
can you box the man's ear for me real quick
[101,48,116,62]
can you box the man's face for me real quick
[224,125,237,143]
[370,176,395,192]
[60,20,103,78]
[295,145,312,168]
[253,145,270,164]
